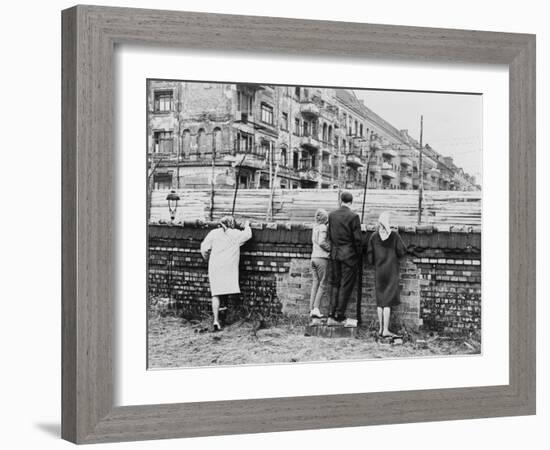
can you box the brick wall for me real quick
[148,223,481,333]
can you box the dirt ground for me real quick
[147,312,481,369]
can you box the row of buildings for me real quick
[147,81,480,192]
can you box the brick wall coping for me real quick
[151,220,482,234]
[149,222,481,252]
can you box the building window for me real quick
[153,131,174,153]
[260,140,271,158]
[238,174,250,189]
[281,112,289,131]
[197,128,207,155]
[302,121,310,136]
[360,124,364,137]
[280,147,288,166]
[182,129,191,157]
[294,118,300,135]
[212,127,222,155]
[311,152,317,169]
[261,103,274,125]
[237,90,253,113]
[328,125,333,142]
[154,90,173,112]
[295,86,301,99]
[322,123,328,141]
[235,131,254,153]
[153,172,173,190]
[293,150,299,169]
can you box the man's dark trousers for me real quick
[329,256,358,319]
[327,204,363,320]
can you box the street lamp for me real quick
[166,190,180,222]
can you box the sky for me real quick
[354,89,482,182]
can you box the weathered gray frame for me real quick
[61,5,536,444]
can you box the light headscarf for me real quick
[378,211,392,241]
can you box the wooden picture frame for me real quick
[61,5,536,444]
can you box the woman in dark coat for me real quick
[366,212,407,337]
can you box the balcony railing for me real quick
[381,163,396,179]
[346,152,363,167]
[298,167,321,182]
[370,140,383,151]
[300,100,320,118]
[368,164,381,173]
[300,134,321,150]
[233,146,267,169]
[400,156,413,167]
[382,148,397,158]
[400,174,413,185]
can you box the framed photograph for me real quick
[62,5,536,444]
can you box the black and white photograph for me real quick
[146,80,483,369]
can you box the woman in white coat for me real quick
[200,216,252,330]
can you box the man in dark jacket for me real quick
[327,191,363,324]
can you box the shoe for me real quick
[344,318,358,328]
[309,308,325,319]
[381,331,401,338]
[327,317,343,326]
[212,322,222,332]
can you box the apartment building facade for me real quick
[147,81,479,192]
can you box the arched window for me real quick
[182,129,191,157]
[212,127,222,155]
[360,124,364,137]
[322,123,328,142]
[280,147,288,167]
[197,128,207,156]
[328,125,333,142]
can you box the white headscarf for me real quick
[378,211,392,241]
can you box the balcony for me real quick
[233,150,266,169]
[149,152,178,163]
[381,163,396,179]
[321,142,335,154]
[300,135,321,150]
[234,110,255,124]
[400,156,413,167]
[370,140,383,151]
[236,82,265,91]
[400,174,413,185]
[368,164,381,173]
[382,148,397,158]
[300,100,320,118]
[423,179,435,190]
[346,152,363,167]
[298,167,321,182]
